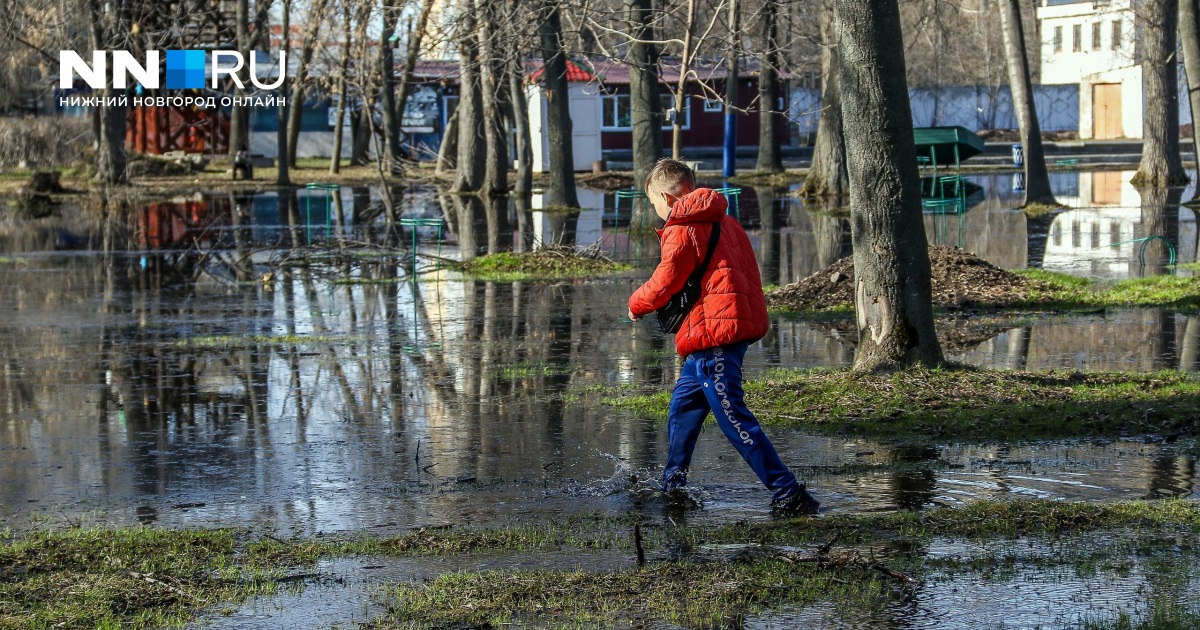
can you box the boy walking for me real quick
[627,159,819,516]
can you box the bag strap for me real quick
[689,221,721,283]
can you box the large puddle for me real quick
[2,169,1199,626]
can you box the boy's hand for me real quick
[628,309,639,322]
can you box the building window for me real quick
[1112,20,1122,50]
[703,98,722,113]
[1092,21,1102,51]
[1072,24,1082,52]
[1054,26,1063,53]
[601,93,632,129]
[601,93,689,130]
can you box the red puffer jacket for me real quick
[628,188,770,357]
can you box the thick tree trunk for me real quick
[508,54,534,195]
[1180,0,1200,198]
[379,0,402,173]
[89,0,127,184]
[453,0,486,193]
[229,0,250,159]
[287,0,331,167]
[626,0,661,226]
[800,1,847,197]
[537,0,579,208]
[479,0,509,196]
[755,0,783,173]
[276,0,291,186]
[999,0,1055,205]
[351,105,372,166]
[1135,0,1188,186]
[833,0,944,371]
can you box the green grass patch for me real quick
[1014,270,1200,311]
[1022,202,1066,218]
[373,498,1200,628]
[458,249,632,281]
[0,528,315,629]
[596,365,1200,442]
[175,334,343,348]
[494,361,573,380]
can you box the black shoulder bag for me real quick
[656,222,721,334]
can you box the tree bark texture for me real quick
[453,0,486,193]
[275,0,291,186]
[286,0,330,168]
[999,0,1055,205]
[800,1,847,198]
[626,0,661,227]
[1179,0,1200,196]
[671,0,696,160]
[833,0,944,371]
[329,2,352,175]
[508,51,534,195]
[479,0,509,196]
[229,0,250,159]
[379,0,402,173]
[89,0,127,184]
[1135,0,1188,186]
[537,0,579,208]
[755,0,783,173]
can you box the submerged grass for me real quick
[596,365,1200,442]
[458,250,632,282]
[371,499,1200,628]
[0,528,312,629]
[5,500,1198,628]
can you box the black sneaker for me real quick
[770,485,820,516]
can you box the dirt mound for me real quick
[766,246,1043,312]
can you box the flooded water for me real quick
[4,168,1200,627]
[2,170,1199,535]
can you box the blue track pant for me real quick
[661,341,800,501]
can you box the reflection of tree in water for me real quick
[1137,186,1183,277]
[888,444,940,510]
[753,186,782,286]
[1145,451,1197,499]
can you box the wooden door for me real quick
[1092,83,1123,139]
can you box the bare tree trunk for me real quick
[89,0,127,184]
[722,0,740,178]
[453,0,486,192]
[329,2,352,175]
[626,0,661,226]
[800,0,847,197]
[394,0,436,157]
[351,103,372,166]
[671,0,696,160]
[1180,0,1200,198]
[999,0,1054,205]
[1135,0,1188,186]
[276,0,291,186]
[833,0,944,371]
[755,0,783,173]
[479,0,509,196]
[537,0,579,208]
[379,0,402,173]
[436,108,458,175]
[508,51,533,195]
[229,0,250,159]
[286,0,330,167]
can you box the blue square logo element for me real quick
[164,50,206,89]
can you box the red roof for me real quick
[529,60,594,83]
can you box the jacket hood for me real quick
[664,188,728,227]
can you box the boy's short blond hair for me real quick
[644,158,696,197]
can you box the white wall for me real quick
[1037,0,1138,86]
[528,83,604,172]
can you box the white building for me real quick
[1036,0,1141,139]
